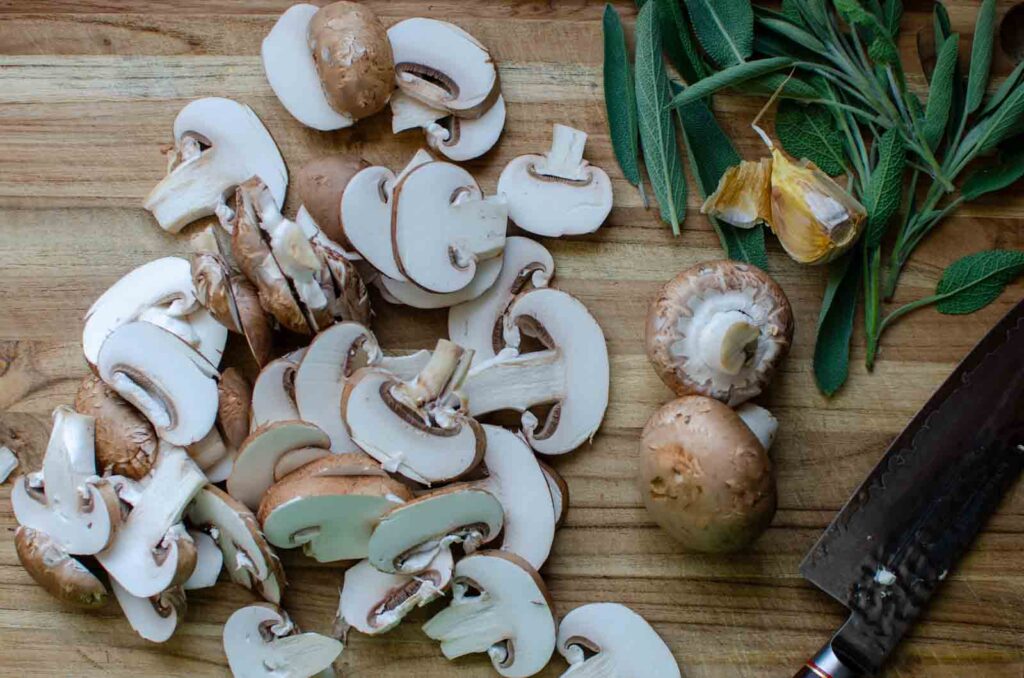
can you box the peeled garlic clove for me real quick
[701,157,773,229]
[768,148,866,265]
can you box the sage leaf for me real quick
[755,17,826,53]
[655,0,706,83]
[935,250,1024,315]
[965,0,997,115]
[781,0,806,27]
[835,0,899,64]
[961,148,1024,200]
[864,129,906,248]
[981,59,1024,117]
[923,34,959,149]
[753,30,822,61]
[603,5,643,193]
[775,101,846,176]
[883,0,902,36]
[814,253,861,396]
[635,1,688,235]
[667,57,794,109]
[973,84,1024,154]
[745,73,823,100]
[933,1,952,39]
[683,0,754,67]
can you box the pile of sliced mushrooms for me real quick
[7,3,681,677]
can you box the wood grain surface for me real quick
[1,1,1023,676]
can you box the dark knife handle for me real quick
[794,642,862,678]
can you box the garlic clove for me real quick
[701,157,773,229]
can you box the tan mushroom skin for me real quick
[15,526,108,608]
[74,375,157,480]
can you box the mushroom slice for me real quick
[205,454,234,484]
[427,95,506,162]
[0,447,18,484]
[387,18,499,118]
[97,321,219,447]
[392,160,508,294]
[338,550,454,636]
[183,528,223,590]
[187,426,230,471]
[12,406,120,555]
[251,351,304,428]
[390,89,447,133]
[258,456,413,563]
[15,526,108,608]
[497,124,613,237]
[538,461,569,527]
[143,97,287,233]
[296,156,369,250]
[112,580,186,643]
[645,260,794,406]
[310,232,373,327]
[376,254,502,309]
[423,551,556,678]
[97,446,206,597]
[228,420,331,511]
[448,236,555,366]
[74,375,158,480]
[460,288,609,456]
[557,603,680,678]
[367,485,503,575]
[224,604,343,678]
[219,367,253,452]
[186,485,286,604]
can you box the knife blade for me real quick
[795,298,1024,678]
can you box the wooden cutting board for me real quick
[1,1,1022,676]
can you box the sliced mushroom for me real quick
[296,156,369,249]
[15,526,108,608]
[186,485,287,604]
[459,288,609,456]
[391,90,447,132]
[228,420,332,511]
[337,549,453,637]
[538,461,569,527]
[205,454,234,484]
[309,230,373,327]
[423,551,556,678]
[645,260,794,406]
[392,160,508,294]
[224,604,343,678]
[251,351,305,429]
[497,125,613,237]
[187,426,231,472]
[557,603,680,678]
[0,446,18,484]
[12,406,120,555]
[376,254,502,310]
[219,367,253,451]
[258,455,412,563]
[387,18,499,118]
[367,485,503,575]
[112,579,186,643]
[736,402,779,452]
[74,375,158,480]
[448,236,555,367]
[183,528,223,590]
[97,321,219,447]
[143,97,287,233]
[390,90,506,162]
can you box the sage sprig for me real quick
[603,5,645,201]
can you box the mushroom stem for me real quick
[424,598,505,660]
[560,651,616,678]
[145,153,231,232]
[735,403,779,452]
[535,124,588,180]
[460,349,566,417]
[393,340,466,409]
[448,195,508,266]
[697,310,760,376]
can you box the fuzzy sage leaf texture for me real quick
[667,57,794,109]
[960,148,1024,201]
[655,0,706,84]
[683,0,754,67]
[603,5,643,192]
[814,253,861,396]
[863,129,906,249]
[964,0,997,115]
[923,33,959,150]
[774,101,846,176]
[934,250,1024,315]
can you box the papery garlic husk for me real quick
[701,157,773,229]
[768,148,865,265]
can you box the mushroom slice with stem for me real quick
[143,97,287,233]
[538,461,569,527]
[367,485,503,575]
[258,455,412,563]
[459,288,609,456]
[112,580,186,643]
[296,156,369,250]
[228,420,331,511]
[183,528,223,590]
[224,604,343,678]
[391,91,506,162]
[337,549,454,636]
[557,603,680,678]
[15,526,108,608]
[251,351,305,429]
[645,260,794,406]
[387,18,499,118]
[448,236,555,367]
[12,406,120,555]
[97,321,219,447]
[423,551,556,678]
[74,375,158,480]
[392,160,507,294]
[497,125,613,237]
[376,254,502,310]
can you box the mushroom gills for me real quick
[224,604,342,678]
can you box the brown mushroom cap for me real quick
[218,368,253,451]
[295,156,369,248]
[309,2,395,120]
[74,375,157,480]
[645,260,793,406]
[638,396,776,553]
[15,526,108,608]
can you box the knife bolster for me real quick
[794,642,862,678]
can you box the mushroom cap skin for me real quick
[557,603,680,678]
[111,579,186,643]
[74,375,157,480]
[15,526,108,609]
[227,420,332,511]
[645,260,794,407]
[224,604,343,678]
[295,156,369,249]
[423,551,556,678]
[309,229,373,327]
[183,528,224,590]
[638,396,776,553]
[218,367,253,452]
[309,2,395,120]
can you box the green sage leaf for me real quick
[603,5,643,192]
[835,0,899,64]
[981,60,1024,117]
[864,129,906,248]
[775,100,846,176]
[960,148,1024,201]
[883,0,902,36]
[655,0,706,83]
[814,252,861,396]
[935,250,1024,314]
[965,0,997,115]
[933,1,952,39]
[781,0,806,27]
[973,84,1024,154]
[923,34,959,149]
[755,17,826,53]
[683,0,754,67]
[745,73,824,100]
[667,57,794,108]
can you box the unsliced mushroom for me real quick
[295,156,369,249]
[228,420,332,511]
[376,254,502,310]
[143,97,287,233]
[74,375,157,480]
[497,125,613,237]
[184,529,223,590]
[367,485,503,575]
[557,603,680,678]
[15,526,108,608]
[390,90,506,162]
[539,461,569,527]
[112,579,186,643]
[645,260,793,406]
[224,604,342,678]
[251,350,305,428]
[423,551,556,678]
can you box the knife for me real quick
[794,298,1024,678]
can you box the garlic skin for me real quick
[701,157,773,229]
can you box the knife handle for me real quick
[794,643,861,678]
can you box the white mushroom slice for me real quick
[390,90,447,133]
[477,426,555,569]
[251,351,304,428]
[427,95,506,162]
[387,18,499,118]
[538,460,569,527]
[224,604,343,678]
[97,446,206,597]
[423,551,556,678]
[557,603,680,678]
[736,403,779,452]
[187,486,287,604]
[14,526,108,608]
[0,446,18,483]
[12,406,119,556]
[187,426,229,471]
[338,550,454,636]
[459,288,609,456]
[367,486,503,574]
[448,236,555,367]
[184,529,223,590]
[273,447,332,481]
[376,254,502,310]
[205,453,234,484]
[143,97,287,233]
[228,420,331,511]
[379,350,434,380]
[112,579,185,644]
[393,161,507,293]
